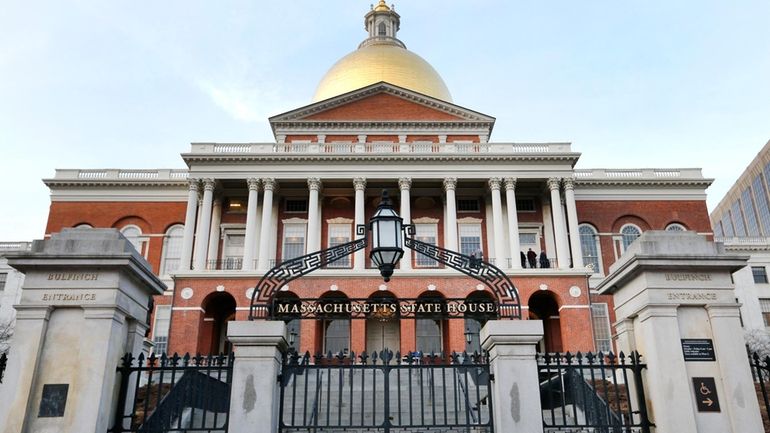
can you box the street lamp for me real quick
[464,327,474,346]
[369,190,404,282]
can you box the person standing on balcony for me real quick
[539,250,550,269]
[527,248,537,268]
[520,251,527,268]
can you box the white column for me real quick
[563,177,583,268]
[257,178,277,271]
[444,177,458,251]
[242,178,261,271]
[207,197,222,266]
[307,178,322,253]
[227,321,287,433]
[481,320,545,433]
[180,180,199,271]
[489,177,507,267]
[193,178,215,270]
[354,178,366,270]
[504,177,521,269]
[547,177,569,269]
[399,177,412,270]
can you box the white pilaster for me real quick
[243,178,261,271]
[504,177,521,269]
[481,320,545,433]
[489,178,507,267]
[207,197,222,266]
[257,178,277,271]
[193,178,215,270]
[444,177,458,251]
[399,177,412,270]
[307,178,322,253]
[180,180,199,271]
[547,177,569,269]
[226,321,287,433]
[563,177,583,268]
[354,178,366,270]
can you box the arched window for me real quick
[665,223,686,232]
[74,223,93,228]
[161,225,184,275]
[120,225,146,256]
[319,292,351,355]
[579,224,601,274]
[415,293,445,355]
[620,224,641,250]
[377,22,387,36]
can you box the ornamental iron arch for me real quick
[249,191,521,320]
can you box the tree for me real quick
[0,319,12,354]
[745,328,770,360]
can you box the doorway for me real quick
[528,291,562,353]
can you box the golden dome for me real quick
[313,43,452,102]
[374,1,391,12]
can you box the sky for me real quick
[1,0,769,241]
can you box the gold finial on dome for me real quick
[374,0,391,12]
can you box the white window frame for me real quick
[458,223,483,257]
[579,224,603,275]
[282,221,308,261]
[221,228,245,270]
[120,225,148,258]
[327,223,352,268]
[152,305,172,354]
[591,303,612,353]
[414,223,439,268]
[159,224,185,276]
[665,223,687,232]
[619,224,642,252]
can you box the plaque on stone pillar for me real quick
[693,377,721,412]
[681,338,716,362]
[38,384,69,417]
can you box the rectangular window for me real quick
[416,318,443,354]
[415,224,438,267]
[714,221,724,237]
[721,215,734,237]
[222,233,245,270]
[591,303,612,353]
[152,305,171,354]
[327,224,351,268]
[459,224,482,257]
[753,266,768,284]
[516,198,536,212]
[457,199,480,212]
[742,188,761,236]
[730,202,747,237]
[519,233,537,245]
[0,273,6,292]
[761,299,770,328]
[225,198,247,213]
[282,223,307,261]
[285,199,308,213]
[753,175,770,235]
[324,320,350,354]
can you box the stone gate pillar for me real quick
[227,320,287,433]
[598,231,763,433]
[481,320,545,433]
[0,229,165,433]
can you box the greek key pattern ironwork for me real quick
[404,231,521,319]
[249,225,367,319]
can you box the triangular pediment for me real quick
[269,82,495,125]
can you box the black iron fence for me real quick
[748,352,770,432]
[0,352,7,384]
[108,352,234,433]
[278,350,493,433]
[537,351,652,433]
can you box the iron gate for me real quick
[278,350,493,433]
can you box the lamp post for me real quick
[368,190,404,282]
[464,327,473,346]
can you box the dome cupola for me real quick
[312,3,452,103]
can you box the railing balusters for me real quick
[537,350,653,432]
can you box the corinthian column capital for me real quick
[488,177,502,191]
[503,177,517,191]
[547,177,561,191]
[562,176,575,191]
[307,177,322,191]
[202,178,216,192]
[262,178,277,192]
[188,179,200,192]
[246,178,261,191]
[398,177,412,191]
[443,177,457,192]
[353,177,367,191]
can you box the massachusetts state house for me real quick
[41,2,713,357]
